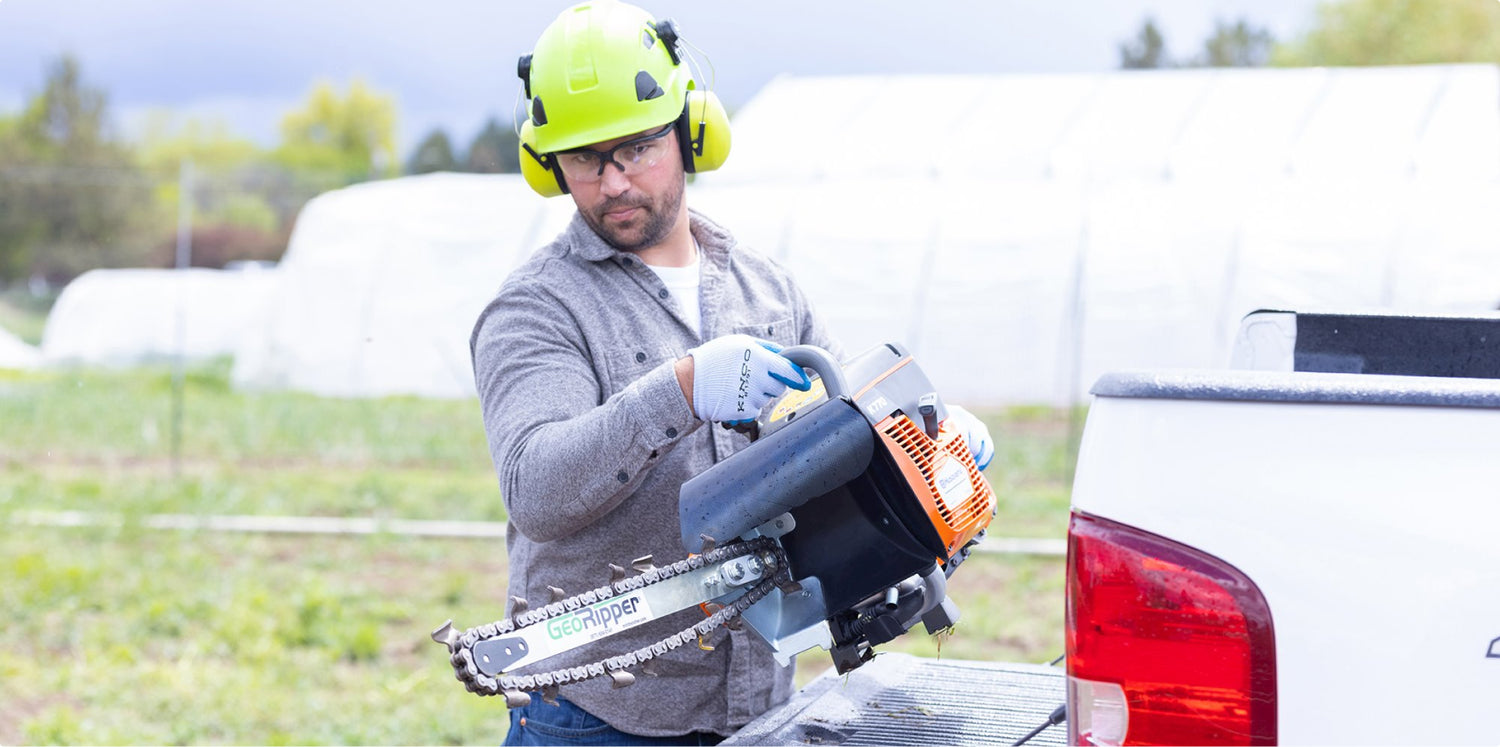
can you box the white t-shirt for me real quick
[646,253,702,339]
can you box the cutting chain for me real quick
[433,536,791,706]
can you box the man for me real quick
[471,2,992,743]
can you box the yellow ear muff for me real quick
[677,89,730,174]
[518,119,568,197]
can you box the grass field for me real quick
[0,361,1077,745]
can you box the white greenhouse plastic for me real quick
[0,326,40,370]
[41,267,278,367]
[230,172,574,398]
[63,64,1498,404]
[692,64,1500,405]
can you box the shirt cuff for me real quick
[624,359,701,451]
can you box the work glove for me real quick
[687,334,811,424]
[947,404,995,470]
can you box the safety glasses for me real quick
[553,125,675,184]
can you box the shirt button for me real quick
[766,325,775,335]
[616,470,629,483]
[665,427,678,438]
[635,351,646,363]
[648,449,659,459]
[658,288,669,299]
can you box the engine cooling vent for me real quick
[881,415,995,531]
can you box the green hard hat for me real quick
[522,0,692,154]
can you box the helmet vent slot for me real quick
[635,71,664,101]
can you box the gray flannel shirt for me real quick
[470,208,840,737]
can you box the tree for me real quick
[136,112,262,176]
[406,128,458,174]
[0,55,153,283]
[273,79,400,182]
[1120,17,1170,69]
[135,115,288,269]
[1195,18,1275,67]
[463,118,520,174]
[1274,0,1500,66]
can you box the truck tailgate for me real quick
[1072,370,1500,744]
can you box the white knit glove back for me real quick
[687,334,811,424]
[947,404,995,470]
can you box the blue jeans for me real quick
[502,695,725,746]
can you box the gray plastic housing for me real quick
[678,397,874,554]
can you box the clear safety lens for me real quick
[554,125,673,183]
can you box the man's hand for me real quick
[947,404,995,470]
[680,334,811,424]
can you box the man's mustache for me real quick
[597,195,650,214]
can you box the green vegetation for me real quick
[1274,0,1500,67]
[1,527,502,746]
[0,364,1073,744]
[0,56,154,283]
[0,55,528,288]
[1121,0,1500,71]
[273,80,401,181]
[0,287,53,345]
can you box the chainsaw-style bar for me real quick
[436,537,791,703]
[472,550,772,676]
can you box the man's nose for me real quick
[598,161,632,195]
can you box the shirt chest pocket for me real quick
[731,316,797,350]
[601,343,681,398]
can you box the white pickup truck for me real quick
[1066,310,1500,745]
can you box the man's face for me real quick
[563,125,686,254]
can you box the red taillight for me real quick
[1066,512,1276,746]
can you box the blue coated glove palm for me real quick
[947,404,995,470]
[688,334,811,424]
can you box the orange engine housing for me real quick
[876,412,997,561]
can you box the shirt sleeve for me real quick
[792,276,844,361]
[471,280,701,543]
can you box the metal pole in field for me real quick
[171,159,194,478]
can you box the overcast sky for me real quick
[0,0,1326,155]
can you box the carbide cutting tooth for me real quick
[547,586,566,604]
[503,690,532,708]
[640,659,660,678]
[430,620,457,648]
[510,596,529,615]
[699,534,716,553]
[697,634,715,652]
[631,555,656,574]
[541,685,560,706]
[609,563,627,583]
[724,617,743,632]
[609,670,636,689]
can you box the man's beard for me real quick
[581,177,684,254]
